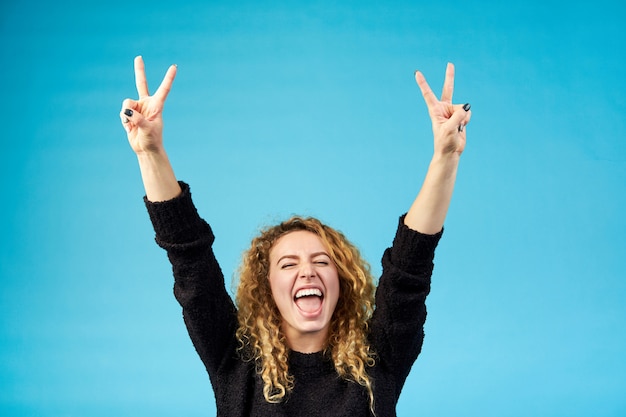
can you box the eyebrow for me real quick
[276,251,330,265]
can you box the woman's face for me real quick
[268,230,340,352]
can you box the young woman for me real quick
[120,56,471,417]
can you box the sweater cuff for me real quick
[144,181,212,244]
[390,214,443,272]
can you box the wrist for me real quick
[430,151,461,167]
[136,146,169,165]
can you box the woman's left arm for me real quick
[404,63,472,234]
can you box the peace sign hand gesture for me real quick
[120,56,177,155]
[415,63,471,157]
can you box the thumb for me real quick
[446,103,471,132]
[120,106,149,132]
[120,99,140,133]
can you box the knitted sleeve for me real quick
[144,182,239,379]
[370,215,443,398]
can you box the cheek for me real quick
[268,272,290,301]
[266,279,286,317]
[328,272,341,304]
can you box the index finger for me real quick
[440,62,455,103]
[154,64,177,102]
[415,70,439,109]
[134,56,150,99]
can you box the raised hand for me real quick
[120,56,181,202]
[120,56,177,155]
[414,63,471,157]
[403,63,472,234]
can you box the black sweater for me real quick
[145,182,442,417]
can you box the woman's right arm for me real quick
[121,58,241,375]
[120,56,181,202]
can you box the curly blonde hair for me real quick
[235,216,377,412]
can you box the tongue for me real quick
[295,296,322,313]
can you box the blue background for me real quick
[1,0,625,416]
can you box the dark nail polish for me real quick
[124,109,133,117]
[463,103,471,111]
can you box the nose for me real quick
[299,262,316,279]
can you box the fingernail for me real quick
[124,109,133,117]
[463,103,471,111]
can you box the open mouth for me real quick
[294,288,324,314]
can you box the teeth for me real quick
[295,288,322,299]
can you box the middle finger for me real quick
[134,56,150,99]
[440,62,455,103]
